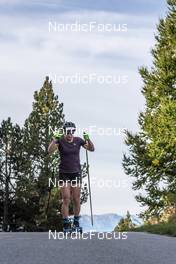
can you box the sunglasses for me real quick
[65,129,76,135]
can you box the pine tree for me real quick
[0,118,24,231]
[21,76,64,230]
[123,0,176,221]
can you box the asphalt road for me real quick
[0,232,175,264]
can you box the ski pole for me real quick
[85,148,94,226]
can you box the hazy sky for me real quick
[0,0,167,216]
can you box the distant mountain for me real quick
[79,213,143,232]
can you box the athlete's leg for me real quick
[71,184,81,217]
[60,182,71,218]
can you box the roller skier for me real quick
[48,122,94,234]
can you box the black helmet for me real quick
[63,122,76,134]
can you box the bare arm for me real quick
[48,140,58,154]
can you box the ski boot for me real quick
[63,218,72,235]
[72,216,83,234]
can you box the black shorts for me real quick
[59,172,81,186]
